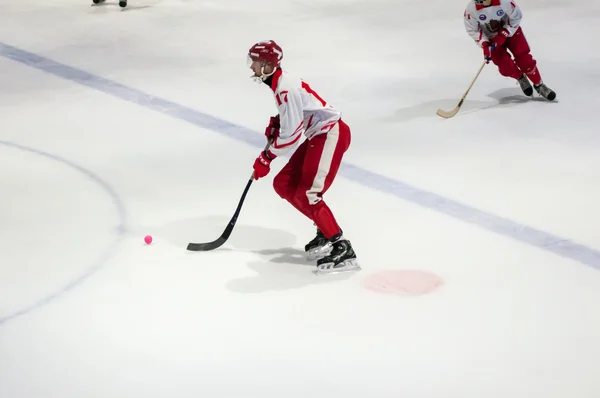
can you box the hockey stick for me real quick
[186,142,270,252]
[436,61,486,119]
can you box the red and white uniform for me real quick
[267,69,341,158]
[463,0,542,85]
[464,0,522,47]
[248,39,352,241]
[267,69,351,240]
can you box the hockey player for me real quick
[92,0,127,7]
[464,0,556,100]
[247,40,360,275]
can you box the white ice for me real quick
[1,0,600,397]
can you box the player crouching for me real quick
[247,40,360,275]
[464,0,556,100]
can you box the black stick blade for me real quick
[186,237,227,251]
[186,174,256,252]
[186,212,239,251]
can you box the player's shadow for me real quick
[388,86,557,122]
[487,87,531,104]
[462,87,559,115]
[389,98,497,122]
[486,87,557,104]
[252,247,313,266]
[225,247,355,294]
[132,216,354,293]
[120,5,152,10]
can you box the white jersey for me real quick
[267,69,341,157]
[464,0,523,47]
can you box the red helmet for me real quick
[248,40,283,67]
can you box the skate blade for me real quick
[314,259,361,276]
[306,244,332,261]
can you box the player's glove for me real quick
[491,29,510,47]
[253,150,276,180]
[264,115,280,140]
[482,41,494,63]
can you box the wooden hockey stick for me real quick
[186,141,271,252]
[436,61,486,119]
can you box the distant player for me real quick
[247,40,359,275]
[92,0,127,7]
[464,0,556,100]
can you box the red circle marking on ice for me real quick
[363,270,443,296]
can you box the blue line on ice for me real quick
[1,42,599,290]
[0,139,127,326]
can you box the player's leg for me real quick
[509,27,556,100]
[293,120,359,274]
[273,138,329,257]
[273,138,340,258]
[491,43,522,80]
[272,139,313,221]
[508,27,540,84]
[491,38,534,97]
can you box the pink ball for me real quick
[144,235,153,244]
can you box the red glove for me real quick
[253,150,276,180]
[482,41,492,63]
[491,29,510,47]
[264,115,280,140]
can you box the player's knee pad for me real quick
[496,64,510,77]
[289,189,307,209]
[492,55,512,75]
[514,53,536,74]
[497,64,518,78]
[493,57,522,79]
[272,174,292,200]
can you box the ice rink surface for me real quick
[1,0,600,397]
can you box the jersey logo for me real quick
[479,14,487,21]
[497,9,504,16]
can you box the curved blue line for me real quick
[0,140,127,326]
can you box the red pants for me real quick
[273,120,351,240]
[491,26,542,85]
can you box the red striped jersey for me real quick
[267,69,341,157]
[464,0,523,47]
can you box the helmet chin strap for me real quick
[251,65,277,83]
